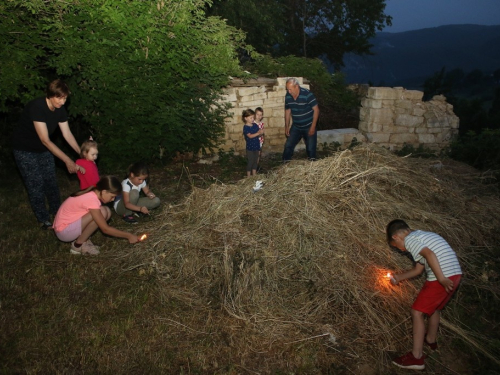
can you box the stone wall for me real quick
[359,87,459,150]
[219,78,459,155]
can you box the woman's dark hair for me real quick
[242,108,255,122]
[71,176,122,197]
[46,79,71,98]
[128,161,149,178]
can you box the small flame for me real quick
[386,273,392,278]
[140,234,147,241]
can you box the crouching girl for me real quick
[53,176,140,255]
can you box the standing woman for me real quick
[11,79,84,229]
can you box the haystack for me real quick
[124,145,500,373]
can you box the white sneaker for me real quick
[70,240,99,255]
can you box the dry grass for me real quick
[117,145,500,373]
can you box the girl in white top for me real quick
[114,161,161,224]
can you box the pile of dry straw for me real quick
[126,145,500,372]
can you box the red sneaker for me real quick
[424,337,438,351]
[392,352,425,370]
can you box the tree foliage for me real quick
[1,0,246,166]
[207,0,391,67]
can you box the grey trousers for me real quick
[115,189,161,216]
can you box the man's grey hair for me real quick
[286,77,300,86]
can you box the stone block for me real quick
[395,107,410,115]
[389,133,418,144]
[395,99,413,110]
[418,134,436,143]
[236,99,264,108]
[413,107,425,116]
[395,114,424,127]
[221,93,237,102]
[267,90,285,99]
[401,90,424,101]
[272,108,285,118]
[365,122,384,132]
[361,98,383,109]
[223,87,237,95]
[364,107,394,124]
[358,120,368,132]
[384,125,415,134]
[365,133,391,143]
[237,87,260,97]
[367,87,399,100]
[268,117,285,127]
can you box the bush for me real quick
[1,0,246,168]
[448,129,500,171]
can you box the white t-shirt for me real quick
[113,178,147,209]
[405,230,462,281]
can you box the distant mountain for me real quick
[341,24,500,89]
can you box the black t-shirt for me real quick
[11,97,69,152]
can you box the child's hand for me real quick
[139,206,150,215]
[78,165,86,174]
[439,277,454,293]
[147,192,156,199]
[128,234,140,244]
[390,274,399,285]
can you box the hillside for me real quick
[342,24,500,89]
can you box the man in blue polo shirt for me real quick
[282,77,320,161]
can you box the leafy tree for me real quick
[207,0,391,67]
[1,0,246,167]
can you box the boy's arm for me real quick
[394,262,424,283]
[420,247,454,292]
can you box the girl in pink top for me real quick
[53,176,140,255]
[76,137,100,189]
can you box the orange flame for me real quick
[140,234,147,241]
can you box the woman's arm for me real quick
[89,208,139,243]
[59,121,81,155]
[34,121,79,173]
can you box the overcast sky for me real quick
[384,0,500,33]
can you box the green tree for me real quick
[1,0,246,166]
[208,0,391,67]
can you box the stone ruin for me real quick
[217,78,459,156]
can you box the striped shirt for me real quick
[405,230,462,281]
[285,87,318,129]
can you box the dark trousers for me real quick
[14,150,60,223]
[282,126,317,161]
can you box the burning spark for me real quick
[140,234,148,241]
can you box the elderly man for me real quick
[282,77,320,161]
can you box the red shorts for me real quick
[412,275,462,315]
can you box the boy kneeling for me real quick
[387,219,462,370]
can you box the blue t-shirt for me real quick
[285,87,318,129]
[243,123,261,151]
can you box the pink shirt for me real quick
[76,159,100,190]
[53,191,101,232]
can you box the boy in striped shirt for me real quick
[386,219,462,370]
